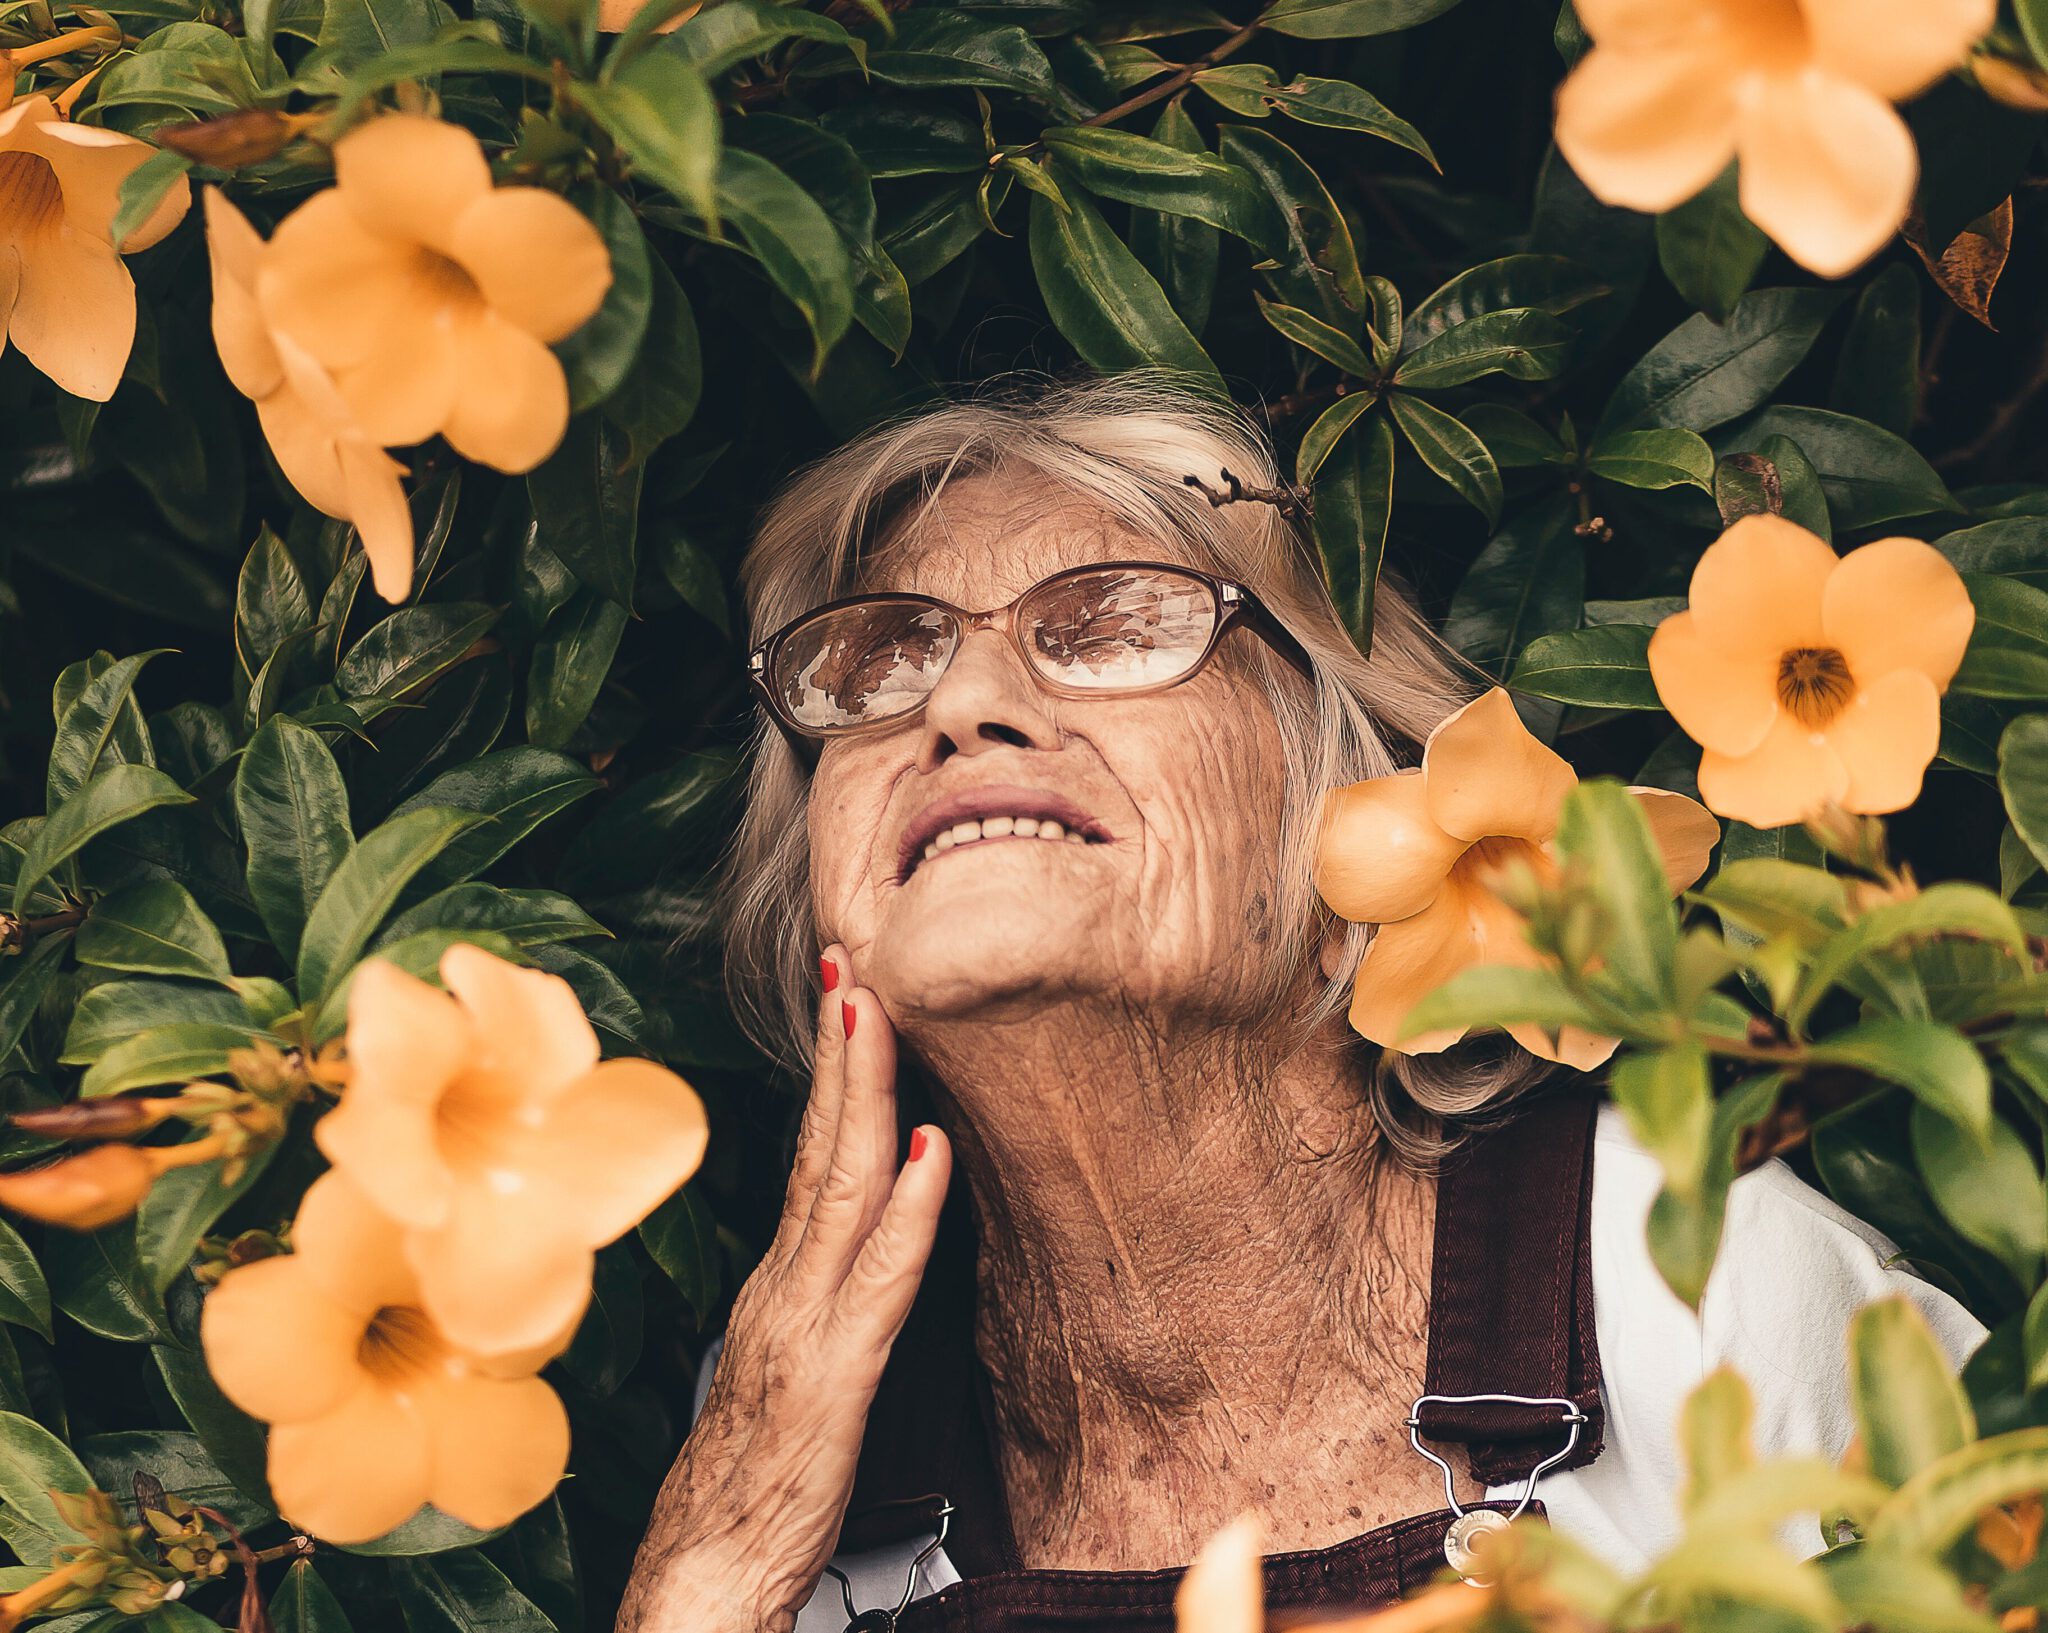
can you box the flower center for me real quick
[411,247,484,316]
[0,152,63,243]
[1776,646,1855,728]
[357,1305,442,1383]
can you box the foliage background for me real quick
[4,0,2048,1625]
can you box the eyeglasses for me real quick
[746,559,1318,746]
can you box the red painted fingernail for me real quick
[820,955,839,992]
[909,1126,928,1162]
[841,999,857,1038]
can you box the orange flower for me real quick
[1174,1513,1264,1633]
[0,94,190,400]
[1554,0,1993,277]
[1314,689,1718,1069]
[200,1169,573,1544]
[1647,516,1975,829]
[255,114,610,476]
[316,943,708,1356]
[204,188,415,603]
[597,0,701,31]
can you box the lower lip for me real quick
[907,833,1094,880]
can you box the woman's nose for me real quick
[916,628,1061,770]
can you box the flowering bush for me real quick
[3,0,2048,1625]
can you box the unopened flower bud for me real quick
[11,1098,178,1140]
[1974,54,2048,113]
[157,108,301,168]
[0,1146,158,1229]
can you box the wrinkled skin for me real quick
[617,477,1466,1632]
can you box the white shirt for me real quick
[689,1105,1988,1628]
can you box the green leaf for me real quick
[1731,407,1959,529]
[0,1412,94,1557]
[560,186,653,415]
[391,749,602,887]
[1911,1102,2047,1284]
[843,9,1054,94]
[137,1136,278,1292]
[1396,962,1599,1043]
[1787,882,2028,1034]
[0,936,69,1068]
[15,765,194,913]
[1753,431,1832,541]
[575,39,720,220]
[49,649,165,807]
[603,251,703,469]
[153,1342,272,1507]
[1310,412,1395,655]
[1406,254,1606,348]
[235,716,354,966]
[1953,574,2048,701]
[80,1428,270,1534]
[80,1020,262,1097]
[395,1550,556,1632]
[1829,262,1920,437]
[110,150,194,251]
[1871,1426,2048,1553]
[1806,1018,1992,1141]
[528,415,644,612]
[1386,393,1499,524]
[2001,714,2048,871]
[1190,65,1436,166]
[62,979,249,1065]
[315,0,447,68]
[1850,1295,1976,1488]
[1027,185,1218,384]
[526,590,631,751]
[384,885,608,949]
[640,1184,720,1324]
[1393,307,1569,389]
[336,604,500,701]
[1444,494,1583,677]
[1938,518,2048,591]
[296,807,491,1007]
[0,1222,51,1344]
[1128,98,1219,338]
[1461,404,1569,469]
[1585,428,1715,492]
[663,0,866,76]
[561,1238,645,1394]
[1655,165,1767,323]
[1599,286,1841,436]
[1555,778,1679,1006]
[271,1561,356,1633]
[1042,127,1284,253]
[714,147,857,378]
[1507,624,1659,708]
[235,528,314,686]
[1260,0,1464,38]
[1258,296,1374,378]
[1216,125,1367,332]
[76,878,231,986]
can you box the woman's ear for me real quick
[1317,913,1352,982]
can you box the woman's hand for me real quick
[616,946,953,1633]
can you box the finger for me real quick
[790,981,899,1276]
[768,945,853,1262]
[836,1123,952,1337]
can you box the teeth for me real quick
[917,815,1095,868]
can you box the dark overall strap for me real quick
[1412,1082,1607,1485]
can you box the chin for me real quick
[869,916,1107,1019]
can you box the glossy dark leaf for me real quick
[1027,185,1218,384]
[236,716,354,965]
[528,416,644,611]
[1655,166,1766,323]
[561,186,655,415]
[74,878,232,986]
[1598,286,1841,437]
[1309,411,1395,655]
[15,765,194,914]
[1508,624,1660,709]
[391,748,602,887]
[1386,392,1500,525]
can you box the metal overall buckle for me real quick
[1404,1393,1587,1587]
[824,1494,956,1632]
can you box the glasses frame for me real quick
[745,558,1319,752]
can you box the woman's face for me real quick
[806,473,1296,1031]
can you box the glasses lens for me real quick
[1022,566,1218,691]
[771,599,957,731]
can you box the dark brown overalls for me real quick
[826,1084,1608,1633]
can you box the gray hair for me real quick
[714,369,1556,1163]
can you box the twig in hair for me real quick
[1183,467,1314,523]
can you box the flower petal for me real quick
[423,1373,570,1531]
[203,188,284,401]
[330,312,464,449]
[260,191,420,373]
[1348,863,1538,1055]
[289,1169,422,1313]
[1554,42,1741,213]
[332,113,491,250]
[442,310,571,473]
[535,1059,709,1244]
[1422,688,1578,844]
[1824,667,1941,815]
[1647,609,1780,758]
[9,224,134,401]
[199,1257,366,1426]
[269,1382,432,1545]
[1697,709,1850,829]
[407,1180,596,1357]
[1736,69,1916,279]
[1821,535,1975,692]
[1686,513,1836,657]
[440,944,599,1103]
[19,117,188,248]
[339,439,417,604]
[255,390,350,517]
[446,187,612,343]
[1630,786,1721,893]
[1802,0,1993,101]
[1313,771,1465,924]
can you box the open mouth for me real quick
[903,815,1112,882]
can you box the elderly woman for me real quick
[615,374,1983,1633]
